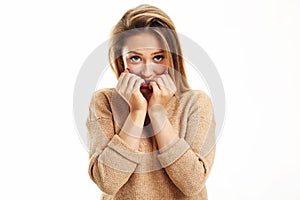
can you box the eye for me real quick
[153,55,164,62]
[129,56,141,63]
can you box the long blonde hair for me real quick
[108,4,190,94]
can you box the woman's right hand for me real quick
[116,68,147,112]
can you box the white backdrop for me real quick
[0,0,299,199]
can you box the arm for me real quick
[118,110,146,150]
[149,91,216,197]
[87,90,144,195]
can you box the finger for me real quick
[126,75,136,92]
[125,73,143,92]
[165,74,177,93]
[163,74,176,92]
[116,70,128,89]
[130,75,143,90]
[116,74,125,89]
[159,74,172,90]
[133,78,145,92]
[164,68,168,75]
[153,77,165,90]
[150,81,159,93]
[119,73,135,92]
[165,73,173,84]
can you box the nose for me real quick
[141,64,153,80]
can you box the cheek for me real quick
[154,58,170,74]
[126,64,143,75]
[123,59,142,74]
[153,65,168,75]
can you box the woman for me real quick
[86,4,216,200]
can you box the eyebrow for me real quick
[127,50,165,55]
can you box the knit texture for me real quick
[86,88,216,200]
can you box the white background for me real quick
[0,0,299,199]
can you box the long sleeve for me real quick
[156,90,216,197]
[86,89,141,195]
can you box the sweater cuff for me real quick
[108,134,141,163]
[157,138,190,168]
[99,135,141,173]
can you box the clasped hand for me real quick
[115,68,177,114]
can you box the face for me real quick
[121,32,170,99]
[122,32,169,84]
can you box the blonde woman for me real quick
[86,4,216,200]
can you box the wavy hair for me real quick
[108,4,190,94]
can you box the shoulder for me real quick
[91,88,114,105]
[92,88,114,99]
[182,89,211,100]
[179,89,213,110]
[89,88,115,118]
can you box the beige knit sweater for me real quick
[86,88,216,200]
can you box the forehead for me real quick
[122,32,163,53]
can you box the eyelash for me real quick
[129,56,141,62]
[129,55,165,63]
[153,55,164,62]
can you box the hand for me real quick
[116,68,147,112]
[148,70,177,113]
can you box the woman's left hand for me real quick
[148,70,177,113]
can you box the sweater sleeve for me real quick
[86,89,141,196]
[157,90,216,197]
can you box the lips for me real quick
[140,83,153,92]
[141,82,149,88]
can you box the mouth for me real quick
[141,82,149,87]
[140,82,153,92]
